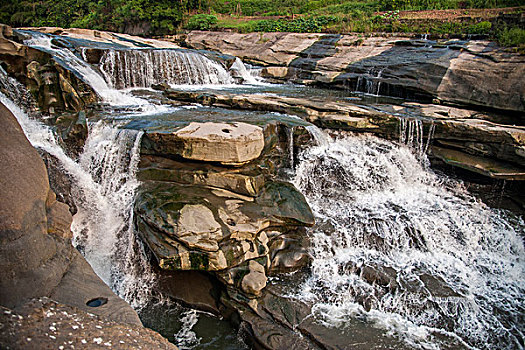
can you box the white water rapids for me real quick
[294,132,524,349]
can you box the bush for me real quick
[186,14,218,30]
[497,26,525,47]
[467,21,492,34]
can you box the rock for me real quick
[143,122,265,165]
[241,260,268,296]
[138,155,266,197]
[184,32,525,113]
[135,180,313,275]
[0,101,142,326]
[0,298,176,349]
[45,191,73,239]
[0,25,97,115]
[431,146,525,180]
[161,87,525,179]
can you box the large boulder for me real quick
[143,121,265,165]
[135,114,315,298]
[0,101,141,326]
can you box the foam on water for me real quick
[174,310,201,349]
[293,132,525,349]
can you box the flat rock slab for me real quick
[432,146,525,180]
[20,27,180,49]
[0,298,176,349]
[173,122,264,165]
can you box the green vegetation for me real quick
[186,14,218,30]
[0,0,523,48]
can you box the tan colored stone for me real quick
[174,122,265,164]
[241,260,268,296]
[176,204,222,252]
[21,26,180,49]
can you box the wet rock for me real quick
[0,298,176,349]
[45,191,73,239]
[240,260,268,297]
[139,155,265,197]
[135,180,313,275]
[0,25,97,115]
[431,146,525,180]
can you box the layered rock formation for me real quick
[183,31,525,114]
[0,102,175,348]
[136,115,315,298]
[158,87,525,181]
[0,24,97,114]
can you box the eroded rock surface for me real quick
[184,31,525,113]
[135,117,315,298]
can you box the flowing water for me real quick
[293,132,525,349]
[100,49,233,88]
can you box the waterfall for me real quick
[230,58,264,85]
[0,88,155,309]
[294,133,524,349]
[21,31,151,108]
[356,67,385,96]
[99,49,233,89]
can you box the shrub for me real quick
[497,26,525,47]
[186,14,218,30]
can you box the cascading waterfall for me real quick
[73,121,156,308]
[21,31,150,107]
[0,86,155,309]
[100,49,233,89]
[294,132,524,349]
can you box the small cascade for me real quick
[293,133,525,349]
[288,126,295,169]
[356,67,385,96]
[230,58,264,85]
[305,125,330,147]
[0,86,155,309]
[245,63,265,82]
[100,49,233,89]
[0,66,36,114]
[398,117,435,158]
